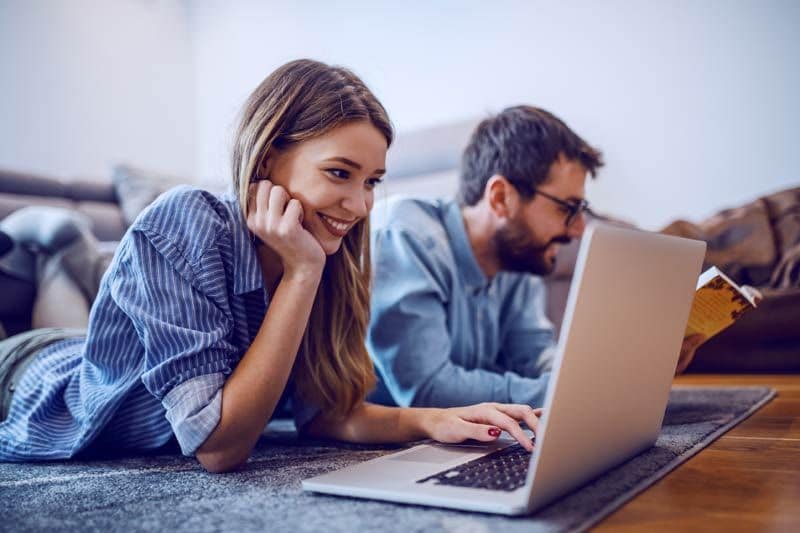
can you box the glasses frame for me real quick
[532,188,592,227]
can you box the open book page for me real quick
[685,266,762,339]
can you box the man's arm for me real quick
[368,227,550,409]
[498,275,557,377]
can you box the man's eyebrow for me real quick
[323,157,386,176]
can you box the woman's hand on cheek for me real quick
[247,180,326,278]
[421,403,540,452]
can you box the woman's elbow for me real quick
[196,448,250,474]
[303,413,345,441]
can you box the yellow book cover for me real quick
[685,266,762,339]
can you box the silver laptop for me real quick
[302,223,706,515]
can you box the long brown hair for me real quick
[231,59,393,418]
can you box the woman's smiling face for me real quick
[264,120,388,255]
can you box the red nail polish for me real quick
[488,428,501,437]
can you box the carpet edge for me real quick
[571,386,777,532]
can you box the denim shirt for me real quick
[367,197,554,408]
[0,187,317,461]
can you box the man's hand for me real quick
[675,333,707,375]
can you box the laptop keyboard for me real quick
[416,444,530,492]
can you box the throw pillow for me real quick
[111,164,188,226]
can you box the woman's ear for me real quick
[486,175,519,220]
[255,156,272,181]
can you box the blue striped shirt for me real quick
[0,186,318,461]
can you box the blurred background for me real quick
[1,0,798,230]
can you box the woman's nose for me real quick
[343,188,370,218]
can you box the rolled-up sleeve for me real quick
[162,373,225,455]
[109,226,240,452]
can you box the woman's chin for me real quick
[319,236,344,256]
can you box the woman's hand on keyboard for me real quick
[421,403,542,452]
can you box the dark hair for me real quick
[458,106,603,206]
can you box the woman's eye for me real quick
[326,168,349,179]
[366,177,384,188]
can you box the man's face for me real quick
[493,155,588,275]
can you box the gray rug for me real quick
[1,386,775,533]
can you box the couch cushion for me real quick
[0,169,115,202]
[386,119,478,180]
[0,195,127,242]
[75,202,127,242]
[32,261,91,330]
[0,169,67,197]
[0,194,74,223]
[112,164,187,226]
[66,179,117,203]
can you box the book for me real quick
[685,266,762,339]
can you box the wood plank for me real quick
[596,374,800,531]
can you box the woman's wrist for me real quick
[404,407,441,441]
[282,263,324,285]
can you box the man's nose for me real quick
[568,212,587,238]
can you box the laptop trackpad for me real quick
[389,445,473,464]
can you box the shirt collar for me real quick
[442,199,488,290]
[222,192,264,295]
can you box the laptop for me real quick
[302,223,706,515]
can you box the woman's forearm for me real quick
[196,270,320,472]
[307,401,542,453]
[307,402,438,444]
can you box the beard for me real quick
[492,218,571,275]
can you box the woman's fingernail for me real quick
[488,428,501,437]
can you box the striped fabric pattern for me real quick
[0,187,317,461]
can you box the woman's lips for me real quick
[318,213,354,238]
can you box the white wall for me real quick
[189,0,800,229]
[0,0,195,180]
[2,1,798,230]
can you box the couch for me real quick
[1,129,798,372]
[0,165,185,336]
[0,168,127,242]
[546,224,800,373]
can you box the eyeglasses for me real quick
[532,189,592,228]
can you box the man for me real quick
[367,106,703,409]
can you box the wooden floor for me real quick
[597,374,800,532]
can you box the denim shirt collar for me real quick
[442,200,488,290]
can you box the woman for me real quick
[0,59,539,472]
